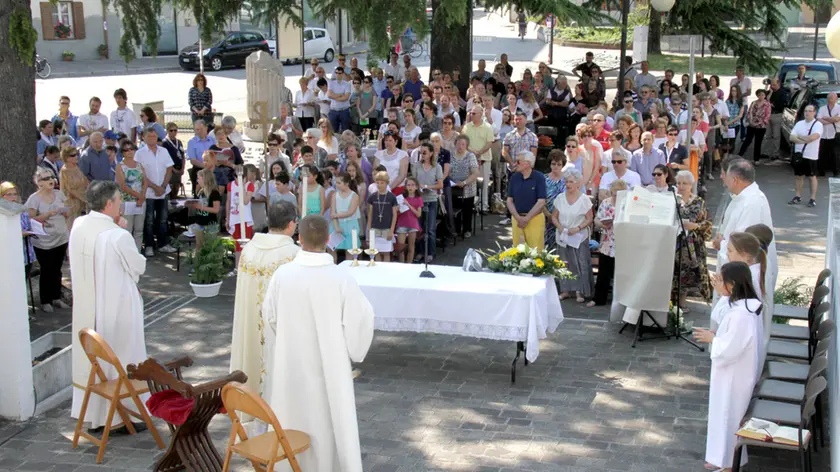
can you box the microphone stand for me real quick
[420,204,435,278]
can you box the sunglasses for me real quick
[122,147,136,152]
[404,99,414,103]
[60,102,70,106]
[668,132,679,136]
[565,144,577,148]
[268,142,280,147]
[624,101,634,104]
[653,172,664,177]
[611,160,625,164]
[168,129,178,132]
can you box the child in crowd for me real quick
[322,169,335,220]
[395,177,423,263]
[226,168,255,266]
[367,171,398,261]
[294,145,316,181]
[330,172,361,261]
[299,163,326,217]
[270,172,298,208]
[367,165,391,198]
[291,137,305,166]
[187,168,222,250]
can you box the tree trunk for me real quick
[430,0,472,94]
[0,0,38,197]
[647,7,662,55]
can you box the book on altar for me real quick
[736,418,809,446]
[622,187,675,226]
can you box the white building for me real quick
[32,0,361,62]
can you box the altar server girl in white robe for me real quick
[710,232,767,377]
[745,223,776,345]
[694,261,763,471]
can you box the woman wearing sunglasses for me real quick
[25,168,72,313]
[646,164,674,194]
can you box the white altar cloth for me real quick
[339,262,564,362]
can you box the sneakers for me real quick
[464,231,472,239]
[159,245,177,254]
[144,247,155,257]
[706,174,715,181]
[500,217,512,225]
[52,299,70,310]
[808,199,817,208]
[788,196,801,205]
[41,304,54,313]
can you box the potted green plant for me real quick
[61,50,75,62]
[187,226,233,297]
[97,44,108,59]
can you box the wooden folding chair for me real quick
[128,357,247,472]
[221,382,311,472]
[71,328,166,463]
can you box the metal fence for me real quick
[159,111,224,131]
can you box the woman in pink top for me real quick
[737,89,772,164]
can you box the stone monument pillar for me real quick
[0,199,35,420]
[244,51,291,141]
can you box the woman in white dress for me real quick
[694,261,762,472]
[551,168,594,303]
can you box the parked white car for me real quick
[268,27,335,63]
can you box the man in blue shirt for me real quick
[79,132,113,181]
[506,151,547,250]
[327,67,352,132]
[402,67,424,101]
[186,119,216,197]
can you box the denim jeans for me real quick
[144,197,169,249]
[422,200,438,257]
[328,108,351,133]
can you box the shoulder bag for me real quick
[792,121,816,165]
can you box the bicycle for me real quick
[35,54,51,79]
[400,34,425,59]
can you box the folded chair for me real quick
[221,382,311,472]
[766,338,831,383]
[766,318,834,363]
[71,328,166,464]
[128,357,247,472]
[733,376,827,472]
[773,272,830,322]
[770,302,829,342]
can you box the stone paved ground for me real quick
[4,160,831,471]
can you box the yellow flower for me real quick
[535,259,545,268]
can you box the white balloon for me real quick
[651,0,676,12]
[827,12,840,60]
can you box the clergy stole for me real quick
[69,213,120,390]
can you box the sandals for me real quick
[585,301,596,308]
[559,293,572,300]
[575,296,586,303]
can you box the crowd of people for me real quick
[11,50,824,323]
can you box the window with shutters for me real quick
[52,2,74,38]
[40,1,86,40]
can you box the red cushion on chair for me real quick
[146,390,195,425]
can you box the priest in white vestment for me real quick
[713,159,777,341]
[230,200,300,403]
[69,181,148,429]
[263,215,374,472]
[694,262,761,470]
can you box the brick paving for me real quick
[4,161,831,471]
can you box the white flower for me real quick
[529,247,538,257]
[516,244,527,253]
[520,258,533,269]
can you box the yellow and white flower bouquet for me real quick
[481,244,574,279]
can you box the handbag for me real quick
[792,121,817,165]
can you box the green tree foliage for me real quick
[8,7,38,66]
[310,0,429,59]
[590,0,797,73]
[485,0,611,27]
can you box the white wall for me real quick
[827,178,840,472]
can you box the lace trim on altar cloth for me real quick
[374,317,560,342]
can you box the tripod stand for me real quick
[667,189,705,352]
[419,205,435,278]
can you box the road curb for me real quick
[49,65,182,79]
